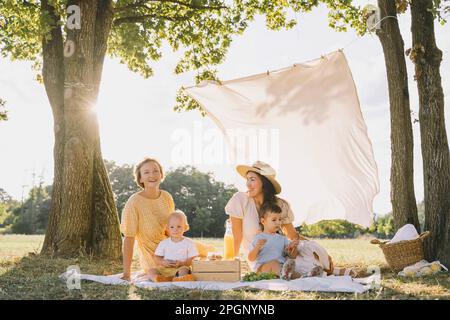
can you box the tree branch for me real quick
[113,13,190,25]
[161,0,227,10]
[115,0,227,13]
[93,0,114,98]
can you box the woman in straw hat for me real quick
[225,161,306,271]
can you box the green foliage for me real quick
[174,69,221,115]
[0,98,7,121]
[107,163,239,237]
[298,219,368,239]
[0,0,370,114]
[105,161,238,238]
[2,163,237,236]
[0,187,12,203]
[377,214,394,238]
[0,0,51,63]
[161,165,237,237]
[298,215,396,239]
[104,162,239,237]
[111,0,247,78]
[322,0,366,35]
[0,202,16,227]
[173,0,369,112]
[9,184,52,234]
[110,0,256,113]
[191,207,214,237]
[242,271,279,281]
[0,188,19,229]
[430,0,450,24]
[105,160,140,215]
[1,162,417,239]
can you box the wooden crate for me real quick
[192,259,241,282]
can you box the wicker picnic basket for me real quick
[370,231,430,272]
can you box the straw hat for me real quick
[236,161,282,194]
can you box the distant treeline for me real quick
[0,161,425,238]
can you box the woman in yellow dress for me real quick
[120,157,175,281]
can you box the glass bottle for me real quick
[223,219,235,259]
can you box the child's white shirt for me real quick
[154,237,199,261]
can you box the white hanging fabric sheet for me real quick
[185,50,379,227]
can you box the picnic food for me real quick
[398,260,448,277]
[194,241,216,258]
[208,254,223,261]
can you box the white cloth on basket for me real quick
[388,224,419,244]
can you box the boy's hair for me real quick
[258,202,282,230]
[134,157,164,189]
[167,209,190,232]
[260,202,282,218]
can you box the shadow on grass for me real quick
[372,269,450,300]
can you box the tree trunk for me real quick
[410,0,450,266]
[376,0,420,231]
[41,0,122,259]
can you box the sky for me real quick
[0,2,449,216]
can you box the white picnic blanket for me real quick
[59,270,376,293]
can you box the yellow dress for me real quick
[120,191,175,273]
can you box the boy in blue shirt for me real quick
[248,202,297,279]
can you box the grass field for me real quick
[0,235,448,300]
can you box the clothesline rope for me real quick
[339,15,399,51]
[266,15,400,77]
[182,15,400,87]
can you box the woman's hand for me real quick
[281,224,301,241]
[286,240,299,258]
